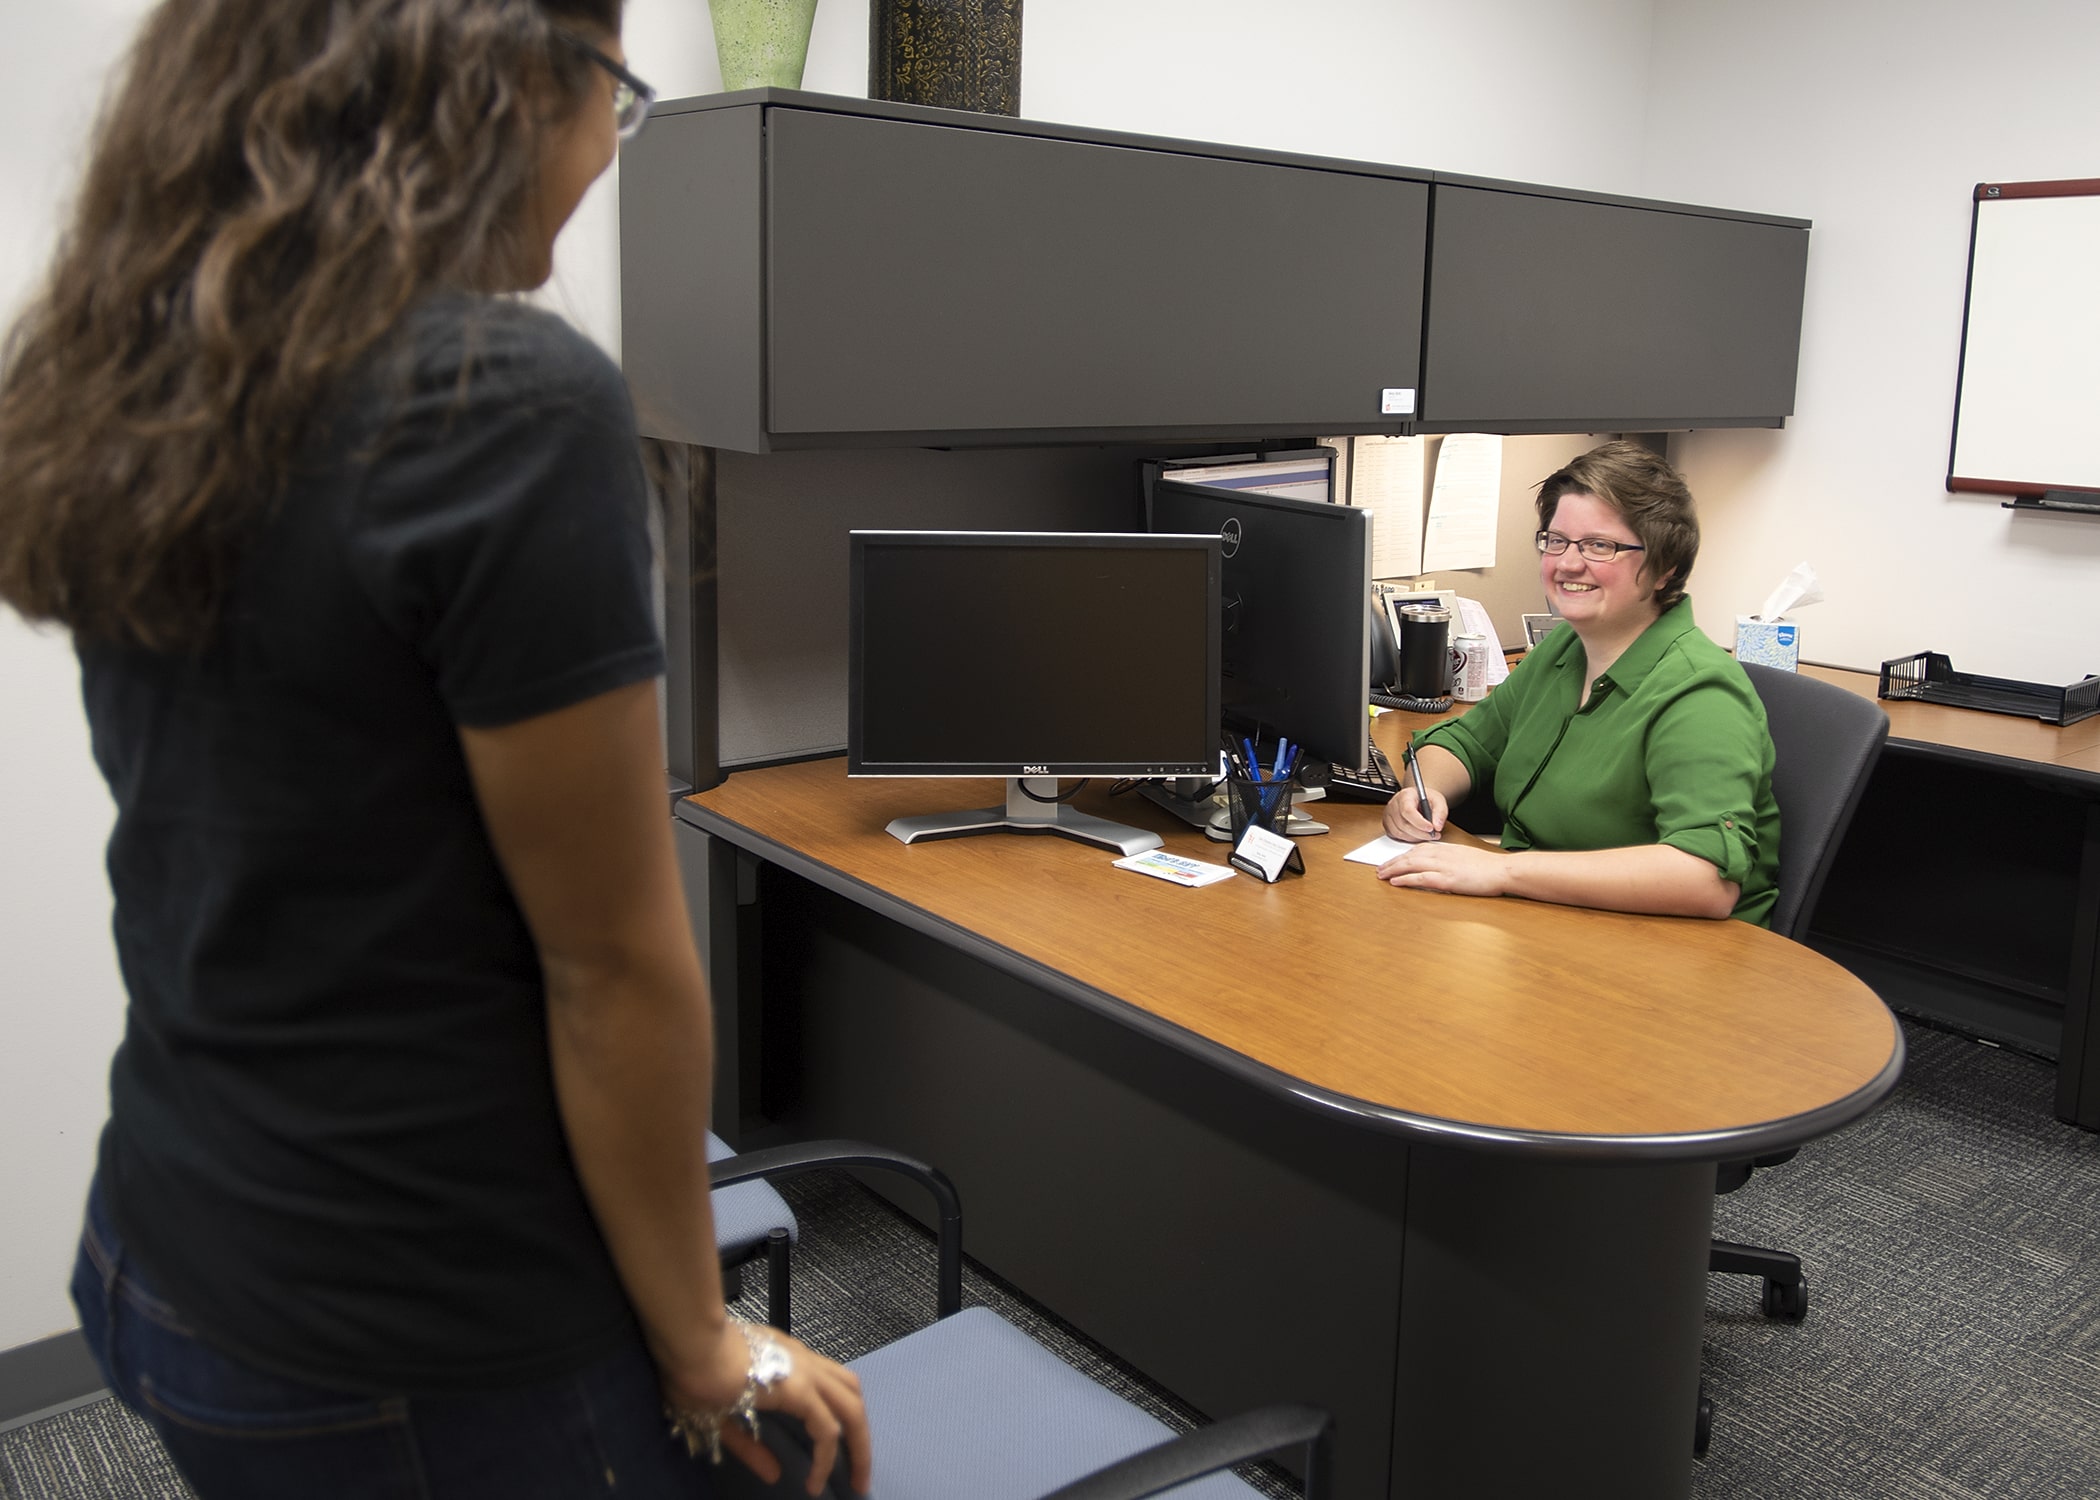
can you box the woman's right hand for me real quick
[1383,786,1446,843]
[663,1321,873,1496]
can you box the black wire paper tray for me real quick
[1878,652,2100,726]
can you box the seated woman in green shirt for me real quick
[1377,440,1781,924]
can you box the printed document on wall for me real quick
[1322,434,1424,578]
[1422,434,1502,572]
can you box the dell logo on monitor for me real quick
[1219,517,1242,558]
[1022,765,1049,775]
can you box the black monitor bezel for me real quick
[1145,479,1371,772]
[847,530,1224,779]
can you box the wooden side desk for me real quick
[1791,665,2100,1128]
[676,714,1900,1500]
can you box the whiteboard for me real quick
[1947,181,2100,496]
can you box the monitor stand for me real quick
[1135,776,1222,830]
[886,778,1163,856]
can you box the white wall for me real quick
[1022,0,1659,191]
[1648,0,2100,683]
[0,0,152,1353]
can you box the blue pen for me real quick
[1241,736,1261,780]
[1267,748,1302,821]
[1271,738,1291,784]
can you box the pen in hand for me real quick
[1404,734,1438,836]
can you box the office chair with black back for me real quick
[710,1142,1337,1500]
[1691,664,1890,1457]
[1707,664,1889,1320]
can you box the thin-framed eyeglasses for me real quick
[566,37,657,140]
[1535,530,1646,563]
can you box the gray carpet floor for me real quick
[5,1020,2096,1499]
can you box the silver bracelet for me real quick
[666,1320,794,1463]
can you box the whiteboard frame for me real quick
[1946,178,2100,499]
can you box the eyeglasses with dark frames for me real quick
[1535,530,1646,563]
[565,36,657,140]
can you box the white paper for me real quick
[1343,434,1425,578]
[1113,849,1237,888]
[1421,434,1502,572]
[1452,596,1510,688]
[1344,834,1412,867]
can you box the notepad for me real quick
[1344,834,1412,867]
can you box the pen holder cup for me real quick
[1225,775,1297,842]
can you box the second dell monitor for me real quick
[1149,478,1373,774]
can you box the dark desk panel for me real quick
[1797,667,2100,1127]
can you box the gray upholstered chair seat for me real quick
[848,1307,1257,1500]
[706,1130,799,1257]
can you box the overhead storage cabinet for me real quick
[622,94,1429,451]
[620,93,1810,448]
[1416,182,1810,432]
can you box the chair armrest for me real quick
[708,1140,963,1318]
[1037,1404,1335,1500]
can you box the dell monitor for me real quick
[849,531,1222,854]
[1146,478,1373,775]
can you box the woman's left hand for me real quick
[1375,840,1509,898]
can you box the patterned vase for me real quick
[869,0,1023,116]
[710,0,821,91]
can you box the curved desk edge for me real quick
[678,797,1908,1163]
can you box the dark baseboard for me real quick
[0,1330,105,1430]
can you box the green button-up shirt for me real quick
[1417,597,1781,925]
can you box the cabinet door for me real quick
[1420,185,1808,431]
[765,110,1427,443]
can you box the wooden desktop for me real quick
[677,712,1900,1500]
[1377,660,2100,1129]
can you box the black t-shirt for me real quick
[79,295,666,1392]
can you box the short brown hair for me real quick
[1534,440,1699,610]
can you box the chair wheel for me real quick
[1762,1274,1808,1321]
[1694,1382,1714,1459]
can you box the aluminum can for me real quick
[1453,633,1490,702]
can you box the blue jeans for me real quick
[71,1179,845,1499]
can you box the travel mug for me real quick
[1397,604,1454,697]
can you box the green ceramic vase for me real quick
[710,0,821,91]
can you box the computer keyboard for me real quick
[1326,743,1402,803]
[1370,690,1453,713]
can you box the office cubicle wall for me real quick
[712,444,1178,768]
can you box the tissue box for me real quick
[1735,616,1800,671]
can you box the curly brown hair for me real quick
[0,0,623,650]
[1534,439,1700,610]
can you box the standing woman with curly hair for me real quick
[0,2,869,1495]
